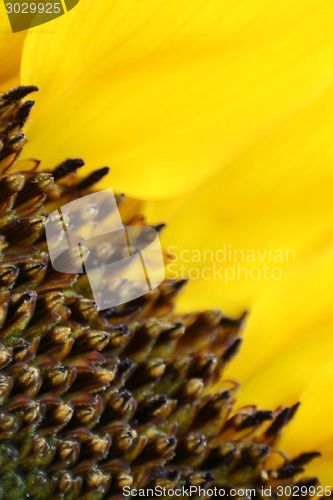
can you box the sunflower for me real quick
[0,84,324,500]
[0,0,333,487]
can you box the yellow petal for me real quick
[0,4,26,88]
[231,320,333,410]
[21,0,333,199]
[279,362,333,484]
[223,247,333,408]
[148,75,333,315]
